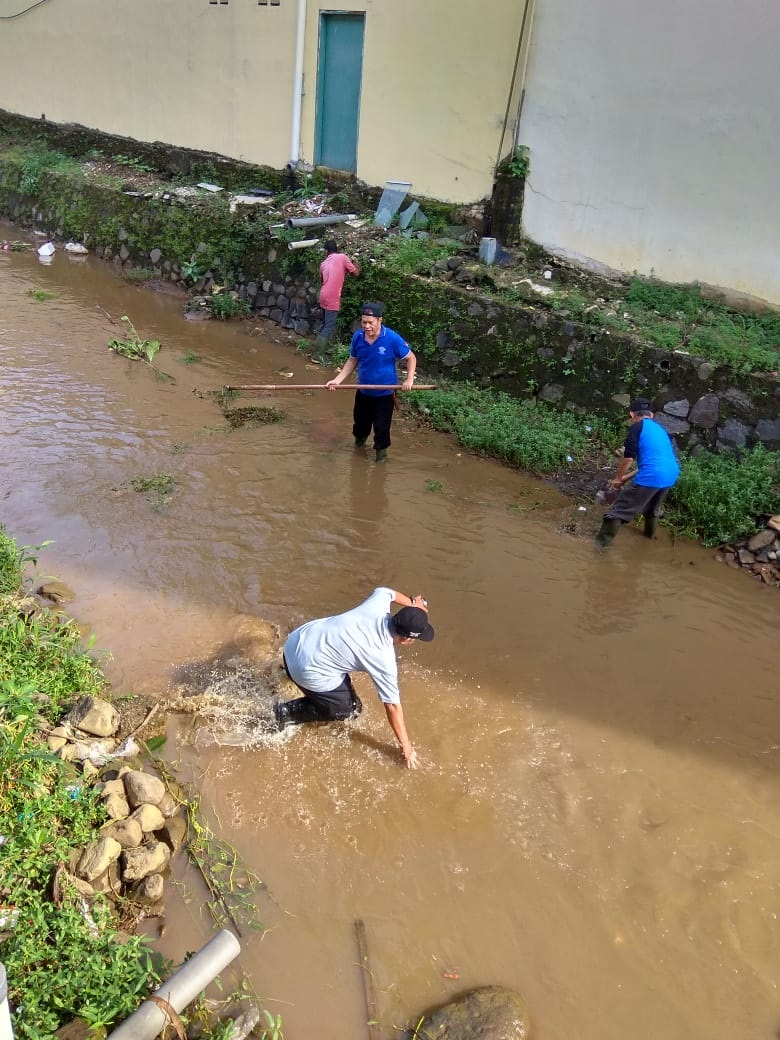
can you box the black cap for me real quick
[392,606,435,642]
[629,397,653,414]
[361,301,384,317]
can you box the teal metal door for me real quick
[314,13,365,173]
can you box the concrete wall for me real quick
[0,0,525,203]
[516,0,780,306]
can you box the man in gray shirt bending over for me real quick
[276,587,434,769]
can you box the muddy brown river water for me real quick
[1,228,778,1039]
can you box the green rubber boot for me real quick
[354,437,367,449]
[375,448,388,464]
[643,514,657,539]
[595,517,620,549]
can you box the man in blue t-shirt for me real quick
[325,301,417,463]
[596,398,680,548]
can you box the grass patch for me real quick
[178,350,201,365]
[411,385,621,473]
[27,289,56,302]
[623,277,780,374]
[665,444,780,545]
[121,266,155,283]
[373,235,452,275]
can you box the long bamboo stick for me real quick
[223,383,437,392]
[354,919,380,1040]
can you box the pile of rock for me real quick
[718,515,780,586]
[44,696,187,916]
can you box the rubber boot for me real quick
[274,697,322,729]
[643,513,657,539]
[312,337,328,363]
[354,437,367,448]
[595,517,620,549]
[375,448,388,464]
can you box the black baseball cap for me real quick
[392,606,435,642]
[629,397,653,414]
[361,301,384,317]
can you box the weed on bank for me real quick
[410,386,780,544]
[0,528,163,1037]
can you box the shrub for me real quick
[666,444,780,545]
[208,292,250,320]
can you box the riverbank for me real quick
[0,527,271,1038]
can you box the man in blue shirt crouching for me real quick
[596,398,680,548]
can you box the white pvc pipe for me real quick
[290,0,307,166]
[107,930,240,1040]
[287,238,320,250]
[0,963,14,1040]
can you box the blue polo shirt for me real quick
[624,418,680,488]
[350,325,411,396]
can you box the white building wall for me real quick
[517,0,780,305]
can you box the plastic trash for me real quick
[374,180,411,227]
[0,908,19,931]
[37,241,55,257]
[65,242,88,254]
[398,202,419,230]
[479,237,497,265]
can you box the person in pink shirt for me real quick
[316,239,360,354]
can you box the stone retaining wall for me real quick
[1,166,778,452]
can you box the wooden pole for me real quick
[223,383,437,392]
[354,919,381,1040]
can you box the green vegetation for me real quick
[373,235,451,275]
[27,288,56,302]
[666,444,780,546]
[207,291,250,320]
[411,385,622,473]
[178,351,201,365]
[108,315,161,364]
[505,146,530,180]
[111,154,155,174]
[5,143,80,194]
[0,527,284,1038]
[622,278,780,374]
[0,527,161,1037]
[131,472,176,510]
[121,266,155,283]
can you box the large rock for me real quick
[65,697,119,738]
[103,793,131,820]
[121,840,171,882]
[689,393,720,428]
[159,816,188,854]
[123,770,165,808]
[418,987,530,1040]
[129,804,165,833]
[76,837,122,882]
[130,873,165,906]
[102,818,144,849]
[747,529,775,552]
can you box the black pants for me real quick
[282,656,363,721]
[353,391,395,450]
